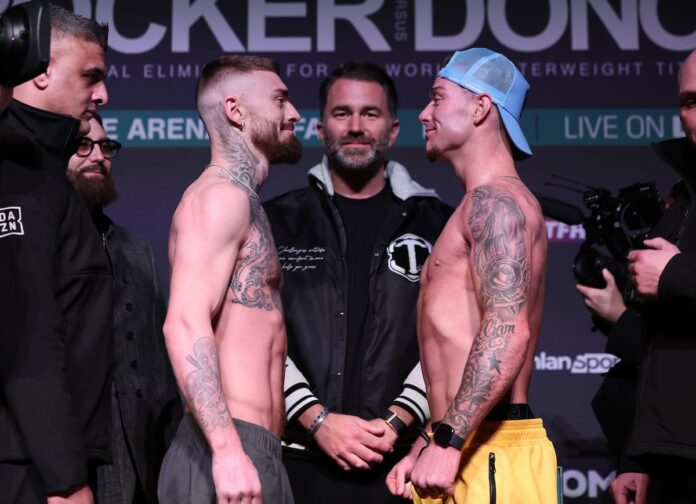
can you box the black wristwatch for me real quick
[382,410,407,436]
[433,422,466,450]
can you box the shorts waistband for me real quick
[431,403,535,432]
[466,418,548,446]
[232,418,282,460]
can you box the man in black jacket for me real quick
[67,116,182,503]
[264,62,452,503]
[0,5,112,503]
[611,49,696,504]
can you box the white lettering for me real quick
[102,118,118,139]
[640,0,696,50]
[66,0,92,17]
[97,0,166,54]
[294,117,320,140]
[317,0,389,52]
[588,470,614,497]
[488,0,567,51]
[171,0,243,53]
[563,470,616,498]
[414,0,484,51]
[127,119,147,140]
[571,0,639,50]
[248,1,310,51]
[565,115,619,139]
[626,114,665,139]
[564,470,588,498]
[673,115,685,138]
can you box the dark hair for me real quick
[49,3,108,51]
[319,61,398,118]
[196,55,280,110]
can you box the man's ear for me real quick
[224,96,244,131]
[387,117,400,148]
[316,119,325,144]
[33,67,50,90]
[472,93,493,126]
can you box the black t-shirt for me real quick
[333,184,393,414]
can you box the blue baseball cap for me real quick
[437,48,532,160]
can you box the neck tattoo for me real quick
[204,163,259,199]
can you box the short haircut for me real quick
[319,62,398,118]
[195,55,281,139]
[49,3,108,51]
[196,55,281,111]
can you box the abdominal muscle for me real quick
[419,257,482,422]
[213,298,287,436]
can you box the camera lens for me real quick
[573,247,609,288]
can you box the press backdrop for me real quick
[9,1,694,501]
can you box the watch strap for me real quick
[382,410,407,435]
[433,422,466,450]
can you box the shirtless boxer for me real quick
[158,55,301,504]
[387,48,557,503]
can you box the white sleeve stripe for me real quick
[286,387,314,410]
[287,395,319,422]
[393,394,429,425]
[285,356,310,392]
[393,362,430,424]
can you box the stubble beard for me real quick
[248,114,302,165]
[324,132,390,181]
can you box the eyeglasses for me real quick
[75,137,122,159]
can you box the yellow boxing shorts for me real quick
[413,418,558,504]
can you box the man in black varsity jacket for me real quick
[264,62,452,503]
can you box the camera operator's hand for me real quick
[576,269,627,323]
[628,238,680,300]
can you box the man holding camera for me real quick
[610,49,696,504]
[0,4,112,503]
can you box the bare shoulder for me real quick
[172,173,252,239]
[461,179,545,244]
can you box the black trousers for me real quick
[282,445,409,504]
[0,462,98,504]
[647,456,696,504]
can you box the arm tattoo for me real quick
[184,337,233,431]
[444,185,530,437]
[213,132,283,312]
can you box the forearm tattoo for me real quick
[184,337,233,431]
[214,133,282,312]
[444,185,530,437]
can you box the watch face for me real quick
[434,423,455,446]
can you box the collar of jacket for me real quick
[308,155,440,201]
[652,137,696,187]
[92,209,115,236]
[5,99,82,165]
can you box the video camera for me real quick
[538,178,664,298]
[0,1,50,87]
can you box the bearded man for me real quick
[158,55,302,504]
[67,115,182,504]
[264,61,452,503]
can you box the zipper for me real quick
[489,452,496,504]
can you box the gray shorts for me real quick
[158,413,294,503]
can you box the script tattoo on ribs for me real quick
[184,337,233,431]
[444,185,530,437]
[216,134,282,312]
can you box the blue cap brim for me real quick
[498,106,532,160]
